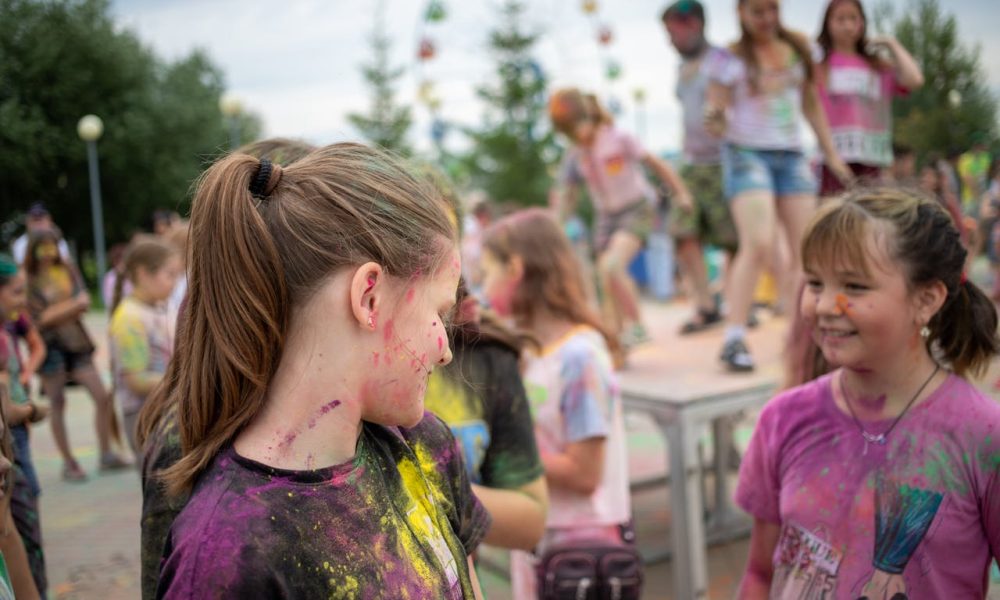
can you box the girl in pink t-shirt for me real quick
[480,209,635,599]
[549,88,692,354]
[816,0,924,196]
[738,187,1000,598]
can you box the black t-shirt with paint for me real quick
[156,412,490,599]
[424,339,543,489]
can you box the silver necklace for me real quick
[838,365,940,454]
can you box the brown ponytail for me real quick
[931,278,999,378]
[139,144,456,495]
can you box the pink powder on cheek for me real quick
[372,352,380,367]
[488,278,518,317]
[383,319,395,342]
[405,288,416,303]
[437,336,443,352]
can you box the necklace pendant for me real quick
[862,431,886,445]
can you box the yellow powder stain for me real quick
[395,457,441,582]
[397,452,461,588]
[424,372,473,425]
[327,575,360,599]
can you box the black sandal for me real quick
[680,307,723,335]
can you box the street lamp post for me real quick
[77,114,107,288]
[219,93,243,151]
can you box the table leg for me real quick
[657,414,709,600]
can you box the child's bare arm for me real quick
[737,518,781,598]
[21,324,46,385]
[642,153,693,211]
[540,437,605,495]
[473,475,548,551]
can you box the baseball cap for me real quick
[27,203,49,218]
[662,0,705,23]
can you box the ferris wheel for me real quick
[409,0,649,149]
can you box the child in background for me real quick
[549,88,693,350]
[481,208,634,599]
[738,188,1000,597]
[142,144,488,599]
[0,255,48,596]
[0,379,36,600]
[108,237,180,455]
[25,229,128,480]
[424,279,548,552]
[815,0,923,196]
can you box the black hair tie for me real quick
[249,158,273,200]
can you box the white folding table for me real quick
[619,341,780,599]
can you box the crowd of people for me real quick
[0,0,998,598]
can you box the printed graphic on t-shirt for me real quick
[604,155,625,176]
[449,421,490,483]
[773,523,843,599]
[772,473,944,599]
[828,68,884,101]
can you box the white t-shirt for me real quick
[522,325,631,528]
[707,47,807,151]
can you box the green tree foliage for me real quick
[460,1,556,207]
[0,0,261,274]
[347,6,413,156]
[876,0,998,155]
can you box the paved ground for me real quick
[29,292,1000,599]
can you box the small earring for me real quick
[920,325,931,339]
[367,315,376,329]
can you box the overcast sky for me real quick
[110,0,1000,155]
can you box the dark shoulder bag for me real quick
[535,523,643,600]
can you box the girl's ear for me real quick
[349,262,385,330]
[914,279,948,326]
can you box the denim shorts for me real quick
[721,144,817,200]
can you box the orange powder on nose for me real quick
[834,293,852,316]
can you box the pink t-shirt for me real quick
[560,125,655,214]
[819,52,906,166]
[737,372,1000,598]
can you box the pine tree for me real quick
[876,0,998,155]
[348,5,412,156]
[461,0,555,206]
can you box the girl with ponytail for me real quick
[736,187,1000,597]
[147,143,487,599]
[107,236,180,455]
